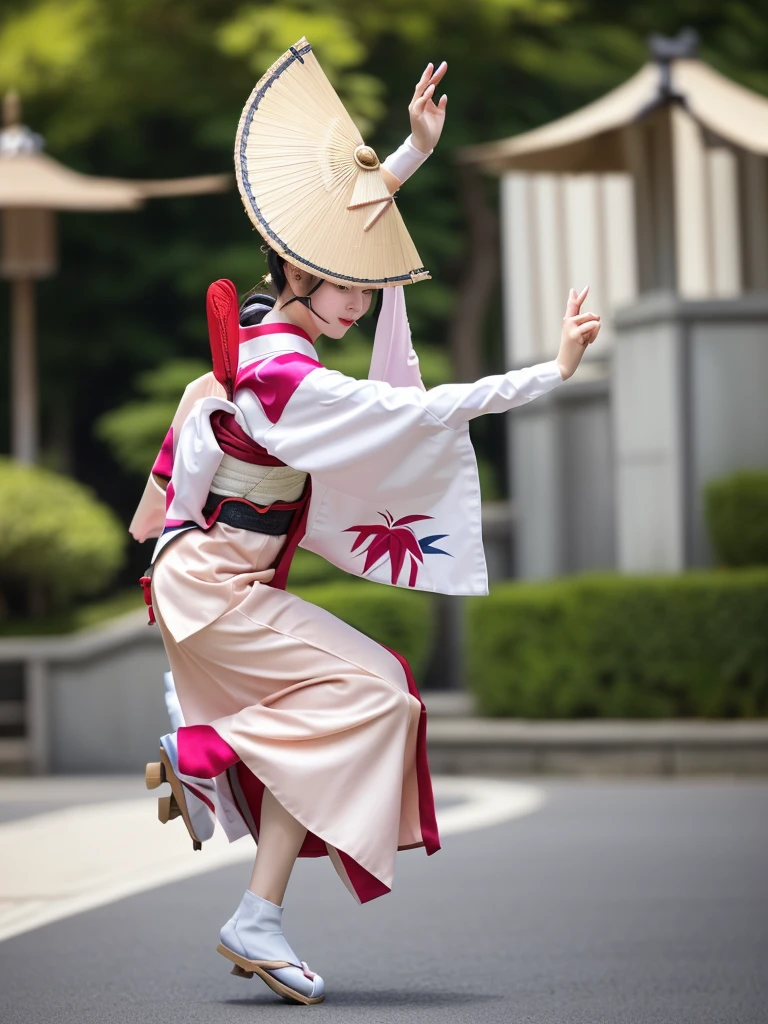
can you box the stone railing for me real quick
[0,610,169,774]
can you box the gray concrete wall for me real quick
[612,297,686,572]
[509,366,615,578]
[689,318,768,565]
[0,612,170,774]
[509,397,564,578]
[48,634,169,774]
[561,380,616,572]
[508,292,768,579]
[613,292,768,572]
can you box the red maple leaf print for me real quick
[344,510,441,587]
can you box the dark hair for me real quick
[239,244,383,327]
[238,247,283,326]
[239,291,276,326]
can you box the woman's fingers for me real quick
[412,93,430,116]
[411,61,447,108]
[429,60,448,87]
[564,286,585,318]
[578,321,601,344]
[570,312,600,325]
[412,84,434,115]
[410,63,433,104]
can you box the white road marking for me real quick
[433,777,545,835]
[0,777,544,943]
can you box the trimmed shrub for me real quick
[293,581,433,681]
[467,571,768,718]
[0,459,126,617]
[704,470,768,567]
[95,359,209,475]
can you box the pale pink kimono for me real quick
[149,518,432,904]
[130,307,441,905]
[130,288,564,904]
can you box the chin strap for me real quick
[280,278,329,324]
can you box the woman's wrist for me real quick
[382,134,432,185]
[407,132,433,157]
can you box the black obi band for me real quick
[203,492,296,536]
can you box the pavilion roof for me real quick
[460,58,768,174]
[0,94,230,210]
[0,149,229,210]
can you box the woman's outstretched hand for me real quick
[409,61,448,154]
[556,286,601,381]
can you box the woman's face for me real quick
[307,280,376,339]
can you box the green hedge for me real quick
[0,588,142,638]
[704,469,768,567]
[95,359,209,476]
[467,570,768,718]
[286,548,349,588]
[0,459,126,618]
[292,581,433,681]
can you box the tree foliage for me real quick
[0,0,765,515]
[95,358,209,475]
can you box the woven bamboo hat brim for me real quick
[235,38,429,288]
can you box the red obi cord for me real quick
[139,576,155,625]
[209,410,284,466]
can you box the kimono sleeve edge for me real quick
[273,366,451,435]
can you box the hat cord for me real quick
[279,278,330,324]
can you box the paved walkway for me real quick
[1,777,766,1023]
[0,774,544,942]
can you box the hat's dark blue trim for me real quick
[238,42,428,286]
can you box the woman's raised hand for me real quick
[409,61,448,154]
[556,286,601,381]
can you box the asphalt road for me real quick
[2,778,767,1024]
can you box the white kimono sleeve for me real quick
[236,359,564,504]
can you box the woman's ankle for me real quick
[247,888,283,909]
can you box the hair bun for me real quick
[239,292,276,326]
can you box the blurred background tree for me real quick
[0,457,125,619]
[0,0,766,589]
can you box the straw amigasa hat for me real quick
[235,37,430,288]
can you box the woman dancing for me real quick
[130,38,600,1006]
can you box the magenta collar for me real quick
[239,321,314,346]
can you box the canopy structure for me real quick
[460,31,768,304]
[0,126,228,211]
[0,149,228,209]
[0,92,231,463]
[460,46,768,173]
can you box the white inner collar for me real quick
[238,329,319,370]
